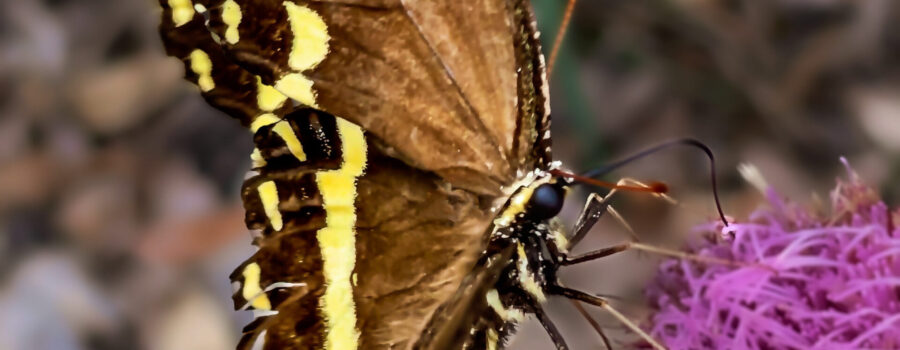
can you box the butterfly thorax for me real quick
[415,171,571,349]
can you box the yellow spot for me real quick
[275,73,317,107]
[189,50,214,92]
[193,4,206,13]
[272,121,308,162]
[256,77,288,112]
[222,0,242,44]
[168,0,195,27]
[494,186,535,228]
[250,113,281,133]
[316,117,366,350]
[487,328,499,350]
[251,148,266,168]
[257,181,283,231]
[486,289,524,322]
[283,2,329,71]
[242,263,272,310]
[517,244,546,302]
[552,229,569,254]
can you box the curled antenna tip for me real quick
[580,138,731,228]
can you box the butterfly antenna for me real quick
[551,170,669,195]
[548,0,577,78]
[580,138,730,229]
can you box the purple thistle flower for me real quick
[646,159,900,349]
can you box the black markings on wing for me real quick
[231,233,326,349]
[231,109,348,350]
[510,1,552,171]
[203,0,554,194]
[211,0,295,78]
[158,0,292,127]
[252,108,343,174]
[160,1,556,350]
[241,173,324,232]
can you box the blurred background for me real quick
[1,0,897,349]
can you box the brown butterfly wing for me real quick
[413,243,517,349]
[202,0,551,194]
[225,108,496,349]
[229,109,341,349]
[159,0,551,349]
[352,153,496,349]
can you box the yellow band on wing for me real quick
[283,2,329,71]
[274,3,330,107]
[222,0,242,44]
[275,73,317,108]
[272,121,308,162]
[168,0,195,27]
[256,77,288,112]
[316,117,366,350]
[251,113,281,133]
[251,148,267,168]
[189,49,214,92]
[257,180,282,231]
[242,263,272,310]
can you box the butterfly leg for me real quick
[569,178,656,247]
[551,177,676,264]
[532,302,570,350]
[547,285,608,307]
[547,189,632,265]
[557,242,632,266]
[567,192,613,247]
[547,285,667,350]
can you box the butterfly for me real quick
[157,0,682,349]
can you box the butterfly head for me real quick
[524,180,567,221]
[492,170,574,235]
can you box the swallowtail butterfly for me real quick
[158,0,694,348]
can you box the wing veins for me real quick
[397,0,509,167]
[308,0,399,11]
[319,24,434,92]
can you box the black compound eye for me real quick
[527,183,565,220]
